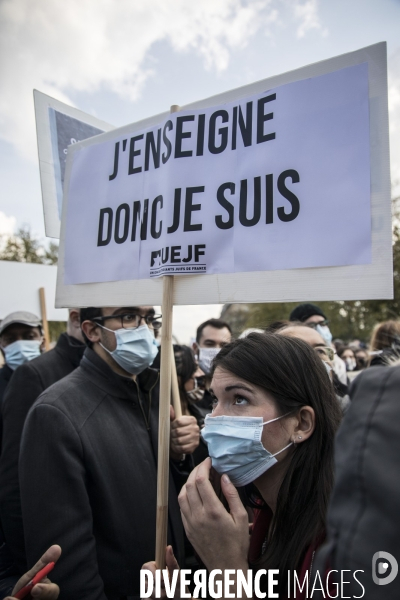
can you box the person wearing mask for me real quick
[289,303,347,386]
[19,306,200,600]
[0,312,42,421]
[0,311,43,597]
[143,333,342,599]
[171,345,209,570]
[337,346,358,381]
[337,346,356,372]
[192,319,232,409]
[277,323,349,412]
[0,310,85,589]
[173,345,209,465]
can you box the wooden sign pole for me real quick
[39,287,51,351]
[155,104,180,569]
[171,350,182,418]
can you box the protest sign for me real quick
[34,90,114,238]
[0,261,68,322]
[56,42,392,308]
[63,63,370,285]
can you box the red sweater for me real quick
[248,508,322,600]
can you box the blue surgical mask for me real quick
[3,340,42,370]
[99,324,158,375]
[198,347,220,375]
[316,324,333,346]
[201,413,293,487]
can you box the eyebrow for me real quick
[111,307,155,316]
[224,384,254,393]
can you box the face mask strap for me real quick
[96,322,115,334]
[262,410,293,426]
[94,323,117,356]
[99,342,113,357]
[271,441,294,458]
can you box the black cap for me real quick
[289,303,327,323]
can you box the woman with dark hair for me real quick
[144,332,342,599]
[173,345,209,465]
[337,345,356,372]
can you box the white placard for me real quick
[56,42,392,308]
[34,90,115,238]
[63,64,371,285]
[0,261,68,321]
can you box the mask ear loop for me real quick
[262,411,295,456]
[95,322,117,356]
[262,410,294,426]
[95,322,114,334]
[271,441,294,457]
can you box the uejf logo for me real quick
[372,551,398,585]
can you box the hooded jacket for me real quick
[19,347,186,600]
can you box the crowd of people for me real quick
[0,303,398,599]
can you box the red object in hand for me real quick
[14,562,55,599]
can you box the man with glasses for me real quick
[278,322,349,412]
[18,305,200,600]
[192,318,232,411]
[289,302,347,386]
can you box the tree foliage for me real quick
[0,226,58,265]
[0,226,63,341]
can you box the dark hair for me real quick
[79,307,102,346]
[337,345,355,359]
[196,318,232,344]
[211,333,341,595]
[173,344,197,387]
[289,303,327,322]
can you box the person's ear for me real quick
[81,320,101,344]
[69,309,80,329]
[291,406,315,444]
[192,342,198,355]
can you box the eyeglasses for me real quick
[307,319,329,329]
[314,346,335,361]
[92,313,162,330]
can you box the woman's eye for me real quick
[234,396,248,405]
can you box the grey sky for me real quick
[1,0,399,238]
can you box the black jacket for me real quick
[315,364,400,599]
[0,365,13,408]
[0,364,13,454]
[19,348,186,600]
[0,333,85,569]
